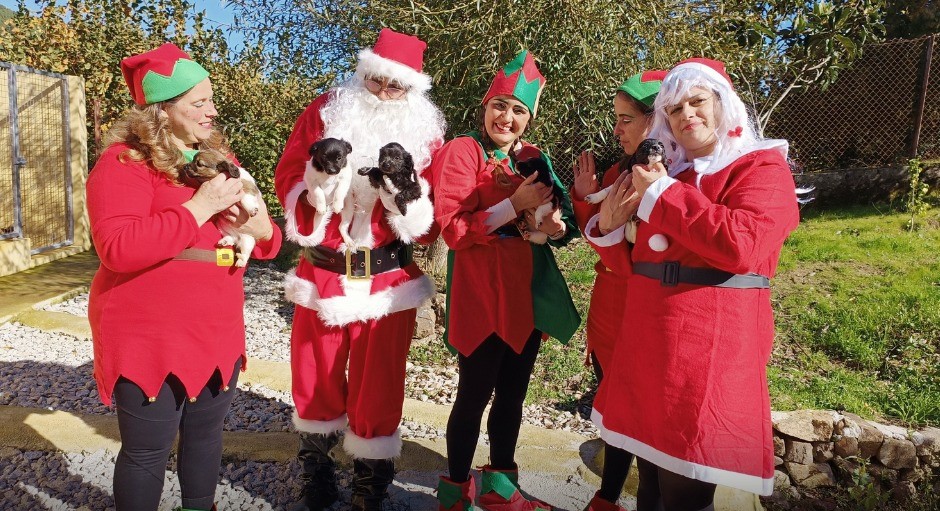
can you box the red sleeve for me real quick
[431,137,496,250]
[414,139,445,245]
[584,221,634,276]
[275,94,329,206]
[251,221,283,259]
[87,146,200,273]
[648,151,800,274]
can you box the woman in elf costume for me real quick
[570,70,666,511]
[432,50,580,511]
[87,44,281,511]
[585,58,800,511]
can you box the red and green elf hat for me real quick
[120,43,210,106]
[617,70,667,107]
[481,50,546,117]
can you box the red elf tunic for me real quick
[88,143,282,405]
[570,161,630,371]
[586,141,799,495]
[432,134,580,356]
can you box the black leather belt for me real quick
[633,261,770,288]
[302,241,413,279]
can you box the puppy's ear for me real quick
[342,140,352,154]
[309,141,321,157]
[403,151,414,171]
[217,160,240,178]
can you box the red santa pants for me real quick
[290,304,415,459]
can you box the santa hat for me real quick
[482,50,546,117]
[120,43,209,106]
[355,28,432,93]
[669,58,734,90]
[617,70,667,107]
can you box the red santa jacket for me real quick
[587,141,800,495]
[276,93,440,326]
[88,143,282,405]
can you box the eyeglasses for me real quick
[665,94,714,117]
[364,77,408,99]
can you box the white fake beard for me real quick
[319,78,445,173]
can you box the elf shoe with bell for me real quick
[478,465,552,511]
[583,491,627,511]
[437,475,476,511]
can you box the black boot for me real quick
[349,458,395,511]
[289,432,340,511]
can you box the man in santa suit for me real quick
[274,28,446,511]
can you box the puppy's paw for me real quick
[584,187,609,205]
[218,235,237,247]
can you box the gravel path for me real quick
[0,261,605,510]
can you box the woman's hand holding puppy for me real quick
[598,171,640,236]
[509,172,552,213]
[631,160,667,197]
[183,174,245,226]
[222,198,275,241]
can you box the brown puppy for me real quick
[179,150,263,267]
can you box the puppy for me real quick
[304,138,353,214]
[357,142,422,216]
[584,138,667,204]
[515,156,564,230]
[179,150,262,267]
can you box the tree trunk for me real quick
[426,238,449,278]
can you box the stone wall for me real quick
[798,165,940,206]
[770,410,940,502]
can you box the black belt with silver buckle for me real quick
[302,241,413,279]
[633,261,770,289]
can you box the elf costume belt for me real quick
[632,261,770,288]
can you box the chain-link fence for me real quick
[766,35,940,170]
[0,63,73,253]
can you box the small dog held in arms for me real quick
[357,142,422,215]
[513,156,565,243]
[303,137,354,215]
[584,138,667,204]
[178,150,262,267]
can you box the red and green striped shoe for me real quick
[437,475,476,511]
[478,465,552,511]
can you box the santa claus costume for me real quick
[432,51,580,511]
[274,29,445,511]
[585,59,800,510]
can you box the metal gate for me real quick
[0,62,72,254]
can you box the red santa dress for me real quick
[585,141,799,495]
[88,143,282,405]
[276,93,440,459]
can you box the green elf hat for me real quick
[617,70,667,107]
[482,50,547,117]
[120,43,210,106]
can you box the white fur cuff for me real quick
[284,181,331,247]
[584,214,625,247]
[386,177,433,243]
[292,410,348,435]
[343,428,403,459]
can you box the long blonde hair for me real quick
[102,100,230,184]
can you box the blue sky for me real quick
[0,0,244,49]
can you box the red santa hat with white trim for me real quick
[354,28,432,93]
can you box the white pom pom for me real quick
[648,233,669,252]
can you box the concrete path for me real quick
[0,251,764,510]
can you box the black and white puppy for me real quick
[178,150,262,267]
[357,142,422,216]
[515,156,564,229]
[584,138,667,204]
[304,137,353,214]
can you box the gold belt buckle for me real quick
[216,247,235,267]
[345,247,371,279]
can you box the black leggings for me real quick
[590,352,634,503]
[112,359,240,511]
[446,331,542,482]
[636,457,716,511]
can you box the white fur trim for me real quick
[637,176,677,222]
[584,214,625,247]
[355,49,432,93]
[285,270,436,327]
[672,61,733,89]
[385,177,433,243]
[283,181,332,247]
[591,408,773,495]
[343,428,402,459]
[292,410,348,435]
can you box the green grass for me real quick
[415,204,940,426]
